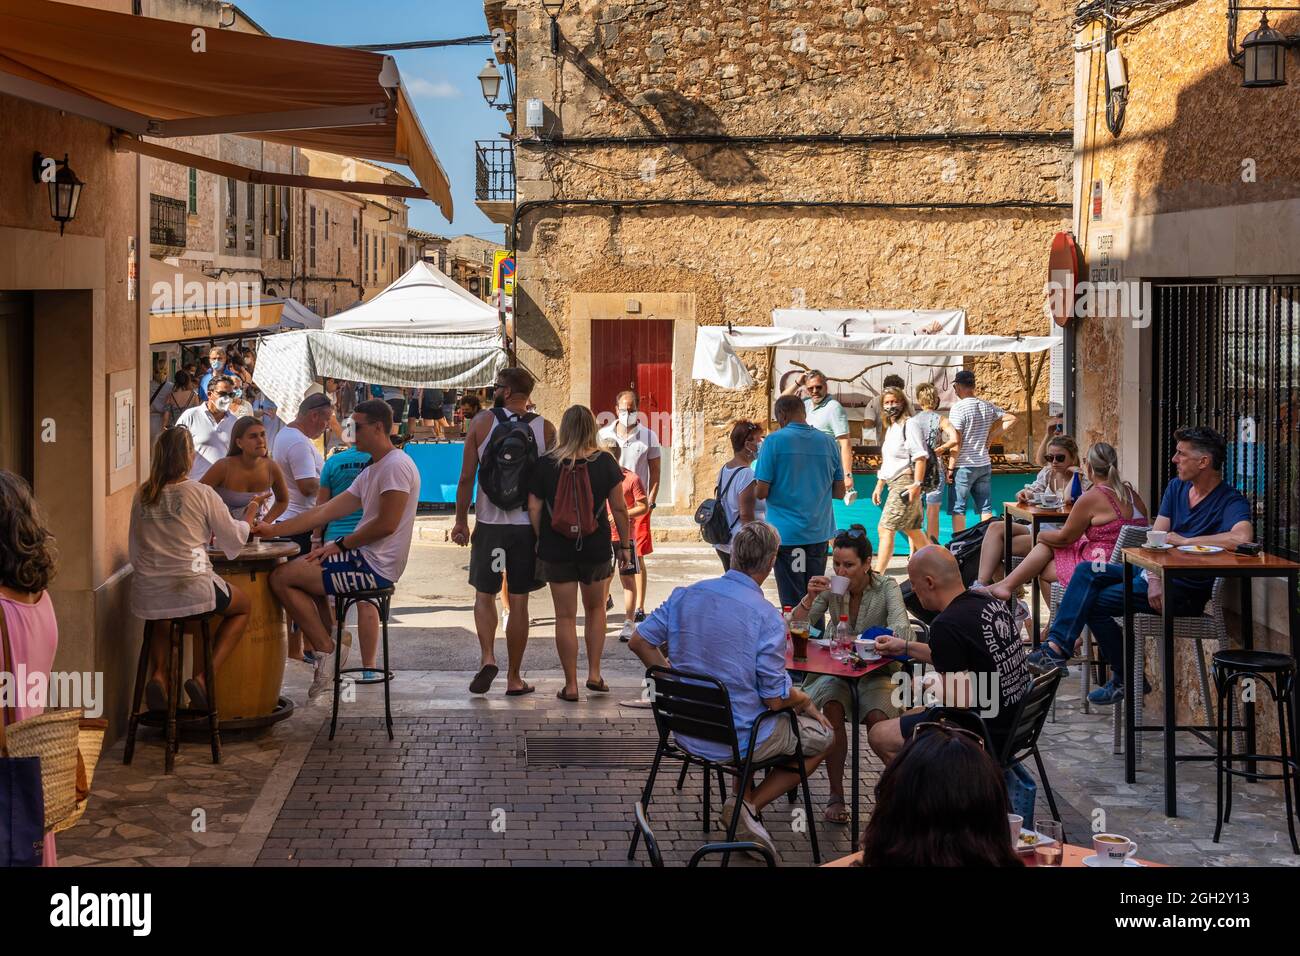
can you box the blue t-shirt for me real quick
[320,448,372,538]
[198,365,237,400]
[752,421,843,544]
[1157,477,1252,595]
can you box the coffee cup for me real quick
[1145,529,1168,548]
[1008,814,1024,846]
[829,575,851,597]
[1092,833,1137,866]
[1041,493,1062,509]
[854,638,880,660]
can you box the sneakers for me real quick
[606,594,615,611]
[1026,643,1071,678]
[634,608,646,623]
[1013,600,1031,624]
[722,798,780,865]
[1087,676,1124,705]
[619,619,635,643]
[306,637,352,701]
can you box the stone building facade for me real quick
[490,0,1073,512]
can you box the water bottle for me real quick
[833,615,852,662]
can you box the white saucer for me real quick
[1141,543,1172,551]
[1081,854,1143,868]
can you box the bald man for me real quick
[868,545,1031,763]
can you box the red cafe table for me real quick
[822,844,1166,867]
[786,639,895,839]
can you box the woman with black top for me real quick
[528,405,632,702]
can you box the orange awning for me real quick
[0,0,453,218]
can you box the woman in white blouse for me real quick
[129,427,265,713]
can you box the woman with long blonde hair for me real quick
[129,427,264,714]
[527,405,631,701]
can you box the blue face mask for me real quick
[210,358,223,370]
[232,389,243,399]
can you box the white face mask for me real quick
[620,409,637,427]
[215,396,232,412]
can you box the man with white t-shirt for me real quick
[596,390,661,623]
[452,367,555,697]
[258,400,421,700]
[272,392,332,563]
[175,376,237,480]
[946,370,1017,533]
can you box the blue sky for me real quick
[238,0,506,242]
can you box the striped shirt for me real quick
[949,397,1005,468]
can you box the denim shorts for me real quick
[948,464,992,516]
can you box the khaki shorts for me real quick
[804,666,904,722]
[880,471,923,531]
[744,712,833,764]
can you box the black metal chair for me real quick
[633,801,776,867]
[329,587,396,741]
[627,665,822,866]
[1211,649,1299,854]
[124,613,221,774]
[992,668,1066,839]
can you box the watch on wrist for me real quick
[334,536,348,552]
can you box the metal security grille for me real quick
[1152,283,1300,560]
[149,193,186,247]
[524,736,658,768]
[475,140,515,202]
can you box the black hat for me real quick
[954,370,976,386]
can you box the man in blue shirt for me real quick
[1029,426,1253,704]
[629,522,832,862]
[753,395,846,608]
[198,345,239,400]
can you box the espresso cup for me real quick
[1146,529,1168,547]
[829,575,851,597]
[1008,814,1024,846]
[1093,833,1137,866]
[854,638,880,660]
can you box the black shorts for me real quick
[897,707,944,741]
[286,531,314,560]
[213,581,233,614]
[386,398,406,424]
[537,557,615,585]
[420,390,446,420]
[469,523,545,595]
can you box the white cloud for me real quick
[406,77,461,99]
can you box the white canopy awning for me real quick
[324,260,500,335]
[694,325,1057,389]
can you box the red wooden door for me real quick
[591,319,673,446]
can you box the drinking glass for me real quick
[1034,820,1064,866]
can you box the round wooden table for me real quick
[203,539,298,730]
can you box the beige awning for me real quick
[0,0,453,217]
[146,259,285,344]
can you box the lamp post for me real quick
[478,58,508,111]
[542,0,564,56]
[1243,13,1288,86]
[31,153,84,235]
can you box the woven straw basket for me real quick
[2,708,106,832]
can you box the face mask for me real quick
[210,358,223,370]
[232,389,243,399]
[620,409,637,427]
[215,396,232,412]
[884,405,902,420]
[746,439,762,457]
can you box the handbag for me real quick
[694,467,743,546]
[0,602,104,839]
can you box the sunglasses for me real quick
[1045,454,1069,463]
[910,721,986,750]
[806,384,826,391]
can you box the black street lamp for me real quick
[31,152,84,235]
[542,0,564,56]
[1243,13,1288,87]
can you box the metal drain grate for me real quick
[524,736,659,768]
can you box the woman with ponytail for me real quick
[987,443,1149,631]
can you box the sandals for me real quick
[184,678,209,713]
[145,679,167,713]
[823,798,851,825]
[469,664,499,695]
[556,688,580,702]
[505,683,536,697]
[585,679,609,693]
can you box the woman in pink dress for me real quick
[987,443,1148,614]
[0,469,61,866]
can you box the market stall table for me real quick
[786,640,894,838]
[202,539,299,729]
[1003,501,1072,648]
[404,440,474,505]
[1121,546,1300,816]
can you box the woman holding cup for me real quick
[973,434,1089,589]
[788,525,915,824]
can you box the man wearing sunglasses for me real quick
[868,545,1030,763]
[175,375,237,480]
[782,369,856,506]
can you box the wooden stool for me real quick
[123,613,222,774]
[330,587,396,742]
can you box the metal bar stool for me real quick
[329,587,396,741]
[1211,649,1298,854]
[123,613,221,774]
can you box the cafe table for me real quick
[203,539,299,729]
[1002,500,1072,648]
[1121,545,1300,816]
[822,844,1165,867]
[786,639,894,838]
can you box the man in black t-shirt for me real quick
[870,545,1030,764]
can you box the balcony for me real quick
[474,140,515,225]
[149,194,187,255]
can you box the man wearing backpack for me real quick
[452,367,556,697]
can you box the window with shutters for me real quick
[187,168,197,214]
[309,206,317,269]
[224,178,237,250]
[245,183,256,252]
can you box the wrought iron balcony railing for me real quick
[475,140,515,203]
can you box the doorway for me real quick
[0,292,34,482]
[591,318,674,500]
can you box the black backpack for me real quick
[917,412,943,495]
[478,409,539,511]
[694,467,743,546]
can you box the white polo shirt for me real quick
[175,405,236,481]
[597,422,662,495]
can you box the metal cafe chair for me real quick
[627,665,822,866]
[992,668,1067,840]
[632,802,776,868]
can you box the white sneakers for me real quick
[619,619,635,642]
[307,632,353,701]
[719,796,780,864]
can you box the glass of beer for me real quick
[789,618,810,661]
[1034,820,1064,866]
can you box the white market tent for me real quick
[253,260,506,419]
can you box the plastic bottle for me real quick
[834,615,852,662]
[782,606,793,641]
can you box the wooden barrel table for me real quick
[202,539,298,730]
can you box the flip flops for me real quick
[469,664,499,695]
[823,798,851,825]
[505,683,536,697]
[556,688,580,702]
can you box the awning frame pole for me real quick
[0,71,150,134]
[145,103,391,138]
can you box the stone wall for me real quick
[505,0,1074,510]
